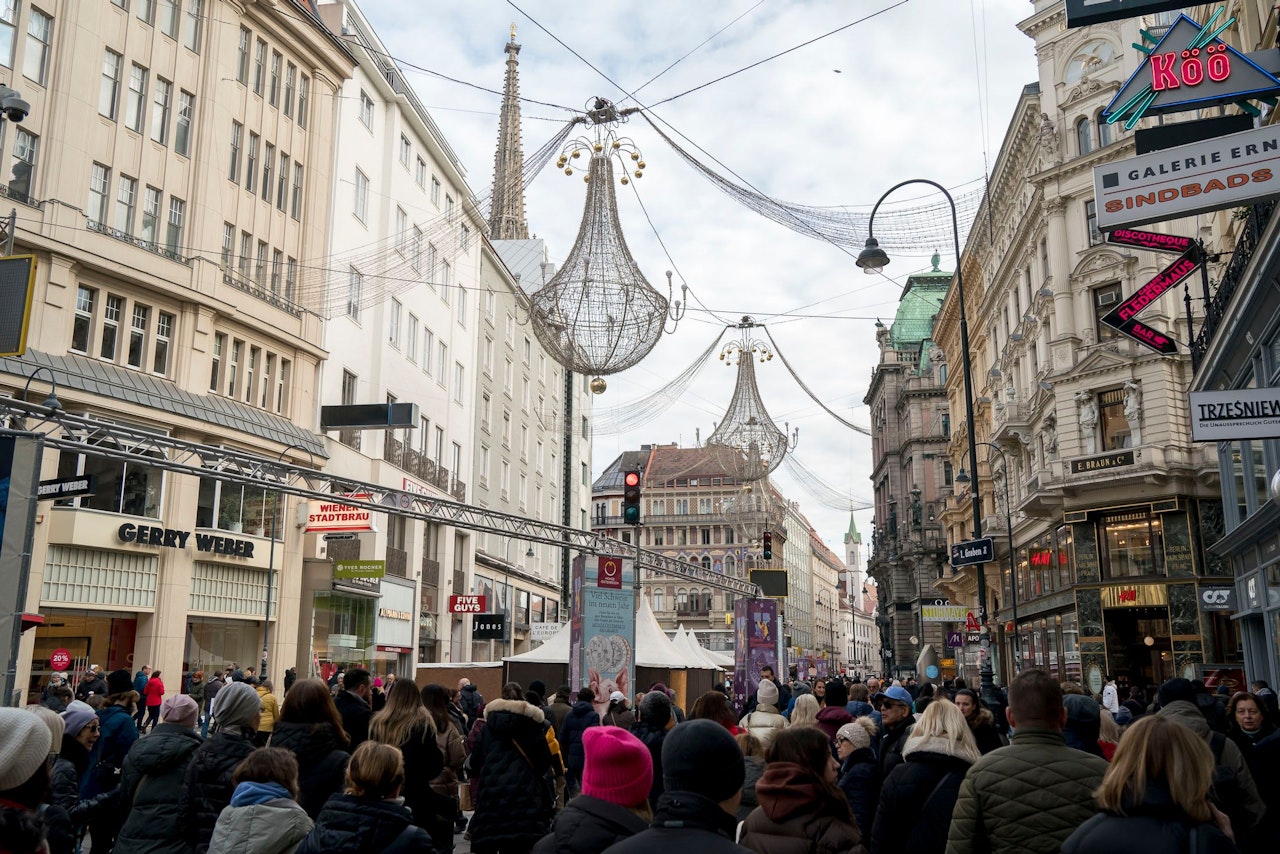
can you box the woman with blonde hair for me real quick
[870,699,979,854]
[297,741,433,853]
[788,693,821,729]
[1062,715,1238,854]
[368,680,444,839]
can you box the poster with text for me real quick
[734,598,778,712]
[579,586,635,709]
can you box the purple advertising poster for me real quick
[733,598,778,712]
[569,555,586,690]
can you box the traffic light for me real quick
[762,530,773,561]
[622,470,641,524]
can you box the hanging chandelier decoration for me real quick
[720,484,777,547]
[528,98,684,393]
[705,317,795,482]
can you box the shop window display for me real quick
[56,443,163,517]
[195,476,274,536]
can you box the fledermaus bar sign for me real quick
[1093,124,1280,231]
[1190,387,1280,441]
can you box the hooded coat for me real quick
[815,706,855,749]
[459,683,484,730]
[600,791,753,854]
[180,727,259,853]
[558,699,601,773]
[1061,781,1238,854]
[629,718,668,808]
[467,698,557,850]
[1157,700,1266,834]
[870,736,974,854]
[837,746,879,836]
[965,707,1004,755]
[267,721,351,820]
[115,722,204,853]
[295,794,433,854]
[207,783,314,854]
[739,762,868,854]
[739,704,788,748]
[737,754,767,822]
[532,794,649,854]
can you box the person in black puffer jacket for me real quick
[468,690,557,853]
[870,700,978,854]
[116,695,204,853]
[533,726,653,854]
[954,689,1004,755]
[297,741,433,854]
[50,702,113,837]
[459,678,485,732]
[836,718,880,835]
[559,687,601,800]
[179,681,261,854]
[269,678,353,819]
[1063,715,1238,854]
[629,691,673,810]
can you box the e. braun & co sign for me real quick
[1093,124,1280,232]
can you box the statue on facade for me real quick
[1076,391,1098,455]
[1124,379,1142,445]
[1038,112,1060,167]
[1044,411,1058,456]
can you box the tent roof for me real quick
[672,625,722,670]
[501,599,701,669]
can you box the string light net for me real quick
[706,344,787,482]
[529,152,669,375]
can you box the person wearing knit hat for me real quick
[115,690,205,852]
[835,717,879,833]
[60,700,98,741]
[532,727,653,854]
[0,707,56,854]
[179,680,261,851]
[599,719,751,854]
[739,679,788,748]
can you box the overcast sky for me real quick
[362,0,1040,556]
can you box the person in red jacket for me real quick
[142,670,165,732]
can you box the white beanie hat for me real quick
[0,707,53,791]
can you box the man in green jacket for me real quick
[945,669,1108,854]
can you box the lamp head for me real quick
[856,237,890,274]
[526,545,535,558]
[955,468,971,485]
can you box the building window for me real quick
[245,347,258,403]
[127,304,149,368]
[1085,199,1102,246]
[23,8,52,85]
[151,77,171,144]
[100,50,122,119]
[412,226,423,272]
[1097,112,1111,147]
[1099,510,1164,579]
[175,90,194,156]
[72,286,95,353]
[395,207,408,254]
[101,295,121,359]
[298,75,309,128]
[56,442,163,518]
[354,168,368,222]
[87,163,110,226]
[228,121,242,182]
[9,128,37,204]
[220,222,233,273]
[446,194,455,221]
[165,196,184,256]
[431,175,441,206]
[358,89,374,127]
[140,185,160,248]
[236,26,249,83]
[115,175,137,234]
[1076,117,1091,155]
[389,298,401,347]
[454,363,464,403]
[415,156,426,188]
[400,134,411,166]
[255,240,266,283]
[290,162,303,220]
[1093,282,1121,341]
[269,50,281,106]
[245,133,258,194]
[126,63,147,132]
[253,38,266,95]
[209,332,224,391]
[1098,387,1131,449]
[196,477,272,534]
[153,312,173,375]
[183,0,202,51]
[423,328,433,375]
[285,257,296,302]
[0,3,14,68]
[276,152,288,210]
[237,230,251,280]
[270,248,282,294]
[157,0,178,37]
[262,143,273,201]
[407,315,418,364]
[347,267,362,320]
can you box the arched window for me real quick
[653,588,665,612]
[1076,118,1092,155]
[1065,39,1116,84]
[704,589,714,610]
[677,588,688,609]
[701,555,712,571]
[1097,112,1112,147]
[725,554,736,575]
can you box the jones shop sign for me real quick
[1093,124,1280,231]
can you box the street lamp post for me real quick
[262,443,316,681]
[955,442,1020,680]
[857,179,997,706]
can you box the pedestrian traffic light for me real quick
[762,530,773,561]
[622,470,641,524]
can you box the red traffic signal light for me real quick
[623,470,642,524]
[762,530,773,561]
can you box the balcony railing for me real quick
[386,546,408,578]
[87,219,191,266]
[384,434,459,498]
[1192,201,1276,369]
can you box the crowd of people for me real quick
[2,663,1278,854]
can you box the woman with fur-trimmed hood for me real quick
[869,700,980,854]
[953,688,1005,755]
[467,682,557,854]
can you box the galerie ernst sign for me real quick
[1093,124,1280,231]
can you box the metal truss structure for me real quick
[5,399,760,597]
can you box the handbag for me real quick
[458,781,474,812]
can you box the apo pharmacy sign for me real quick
[1093,124,1280,231]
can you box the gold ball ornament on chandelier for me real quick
[589,377,608,394]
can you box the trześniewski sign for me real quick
[1190,387,1280,441]
[1093,124,1280,231]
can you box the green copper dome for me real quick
[889,252,952,351]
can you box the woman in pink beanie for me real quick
[531,726,653,854]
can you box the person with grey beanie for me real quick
[602,719,751,854]
[180,681,262,853]
[0,708,55,854]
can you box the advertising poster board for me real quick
[733,598,778,711]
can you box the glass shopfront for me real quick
[185,617,263,676]
[311,591,375,684]
[27,609,138,704]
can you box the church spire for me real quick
[488,25,529,240]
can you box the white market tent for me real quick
[502,598,699,669]
[681,626,735,670]
[672,625,724,671]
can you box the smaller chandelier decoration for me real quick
[721,484,777,547]
[705,317,794,482]
[528,98,683,393]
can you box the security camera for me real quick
[0,86,29,123]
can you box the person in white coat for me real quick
[1102,675,1120,716]
[739,678,788,748]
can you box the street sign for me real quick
[323,532,356,541]
[950,538,994,567]
[37,475,95,500]
[1105,317,1179,354]
[1190,387,1280,441]
[449,595,486,613]
[945,631,963,648]
[530,622,561,642]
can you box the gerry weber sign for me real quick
[1093,124,1280,231]
[117,522,256,557]
[1190,387,1280,441]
